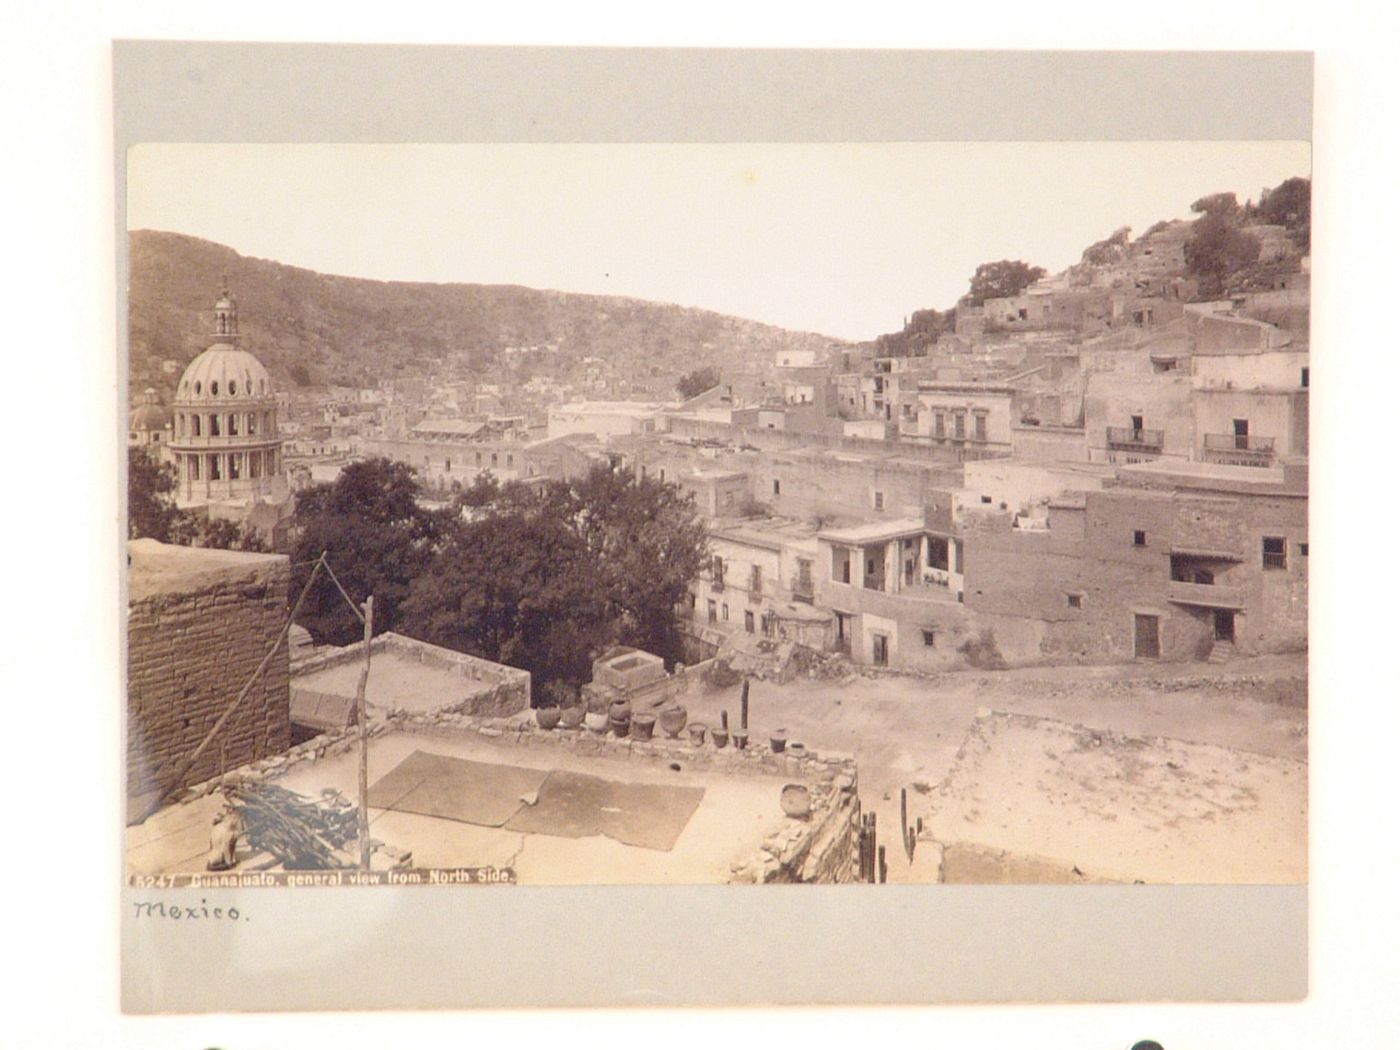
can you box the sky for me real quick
[128,141,1310,341]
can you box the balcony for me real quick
[709,578,725,593]
[792,578,815,604]
[1168,580,1245,609]
[1106,426,1165,451]
[1203,433,1276,467]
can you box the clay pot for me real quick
[732,731,749,750]
[584,711,610,734]
[659,705,688,739]
[780,784,812,819]
[608,699,633,722]
[609,715,631,738]
[787,743,807,759]
[535,706,561,731]
[712,728,729,749]
[558,706,585,730]
[630,713,656,740]
[770,730,788,754]
[688,723,708,747]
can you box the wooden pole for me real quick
[357,595,374,871]
[740,678,749,731]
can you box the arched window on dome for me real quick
[194,381,202,396]
[191,415,201,437]
[229,413,240,436]
[210,414,221,437]
[209,454,221,481]
[211,381,220,396]
[229,380,237,396]
[247,412,257,435]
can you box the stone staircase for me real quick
[1207,639,1237,664]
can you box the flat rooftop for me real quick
[293,650,498,716]
[127,727,801,886]
[820,516,926,545]
[128,538,287,602]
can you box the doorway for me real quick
[1213,609,1235,642]
[1134,614,1161,659]
[871,633,889,667]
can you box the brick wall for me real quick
[127,544,291,798]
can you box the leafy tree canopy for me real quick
[964,260,1047,307]
[128,446,267,552]
[289,458,449,645]
[1191,192,1241,218]
[401,462,709,701]
[676,366,722,400]
[1183,213,1261,298]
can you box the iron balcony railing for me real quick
[1106,426,1165,449]
[1204,433,1275,453]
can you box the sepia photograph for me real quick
[100,42,1337,1015]
[123,138,1310,891]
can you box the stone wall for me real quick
[172,703,861,885]
[291,631,531,718]
[127,543,291,798]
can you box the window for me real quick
[507,454,514,468]
[229,454,241,480]
[712,555,725,584]
[873,491,884,511]
[247,413,256,435]
[475,452,482,466]
[445,458,451,472]
[707,600,717,624]
[1299,542,1309,558]
[189,455,200,481]
[953,411,966,440]
[129,432,137,441]
[744,610,755,633]
[1133,530,1147,546]
[211,381,219,396]
[722,603,729,621]
[192,415,201,436]
[934,411,945,439]
[1263,536,1287,570]
[229,414,240,435]
[750,565,762,593]
[980,495,992,505]
[773,479,781,496]
[491,453,498,467]
[1301,367,1309,388]
[1067,594,1083,609]
[210,414,220,437]
[922,629,935,647]
[209,454,221,481]
[973,412,987,442]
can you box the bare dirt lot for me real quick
[677,653,1307,884]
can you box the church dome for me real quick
[176,347,275,402]
[129,387,172,430]
[173,283,277,404]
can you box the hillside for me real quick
[127,231,843,400]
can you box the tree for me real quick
[289,458,447,645]
[676,366,721,400]
[128,446,183,542]
[1190,191,1241,218]
[128,446,266,552]
[400,463,709,701]
[964,260,1046,306]
[1184,213,1261,297]
[1258,176,1311,251]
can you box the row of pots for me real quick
[533,700,803,755]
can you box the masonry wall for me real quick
[127,557,291,798]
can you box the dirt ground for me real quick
[675,652,1307,884]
